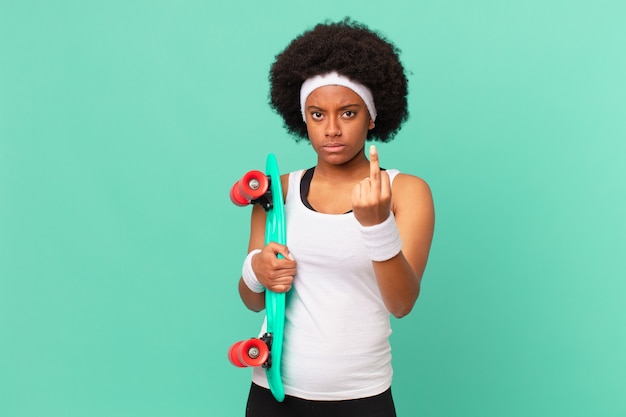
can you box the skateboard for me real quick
[227,153,287,402]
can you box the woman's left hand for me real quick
[352,145,392,226]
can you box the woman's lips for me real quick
[323,143,345,152]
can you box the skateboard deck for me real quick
[228,153,287,402]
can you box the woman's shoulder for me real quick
[279,169,306,201]
[391,172,433,208]
[389,170,430,189]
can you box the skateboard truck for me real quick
[260,332,273,369]
[251,177,274,212]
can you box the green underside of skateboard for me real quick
[264,153,287,402]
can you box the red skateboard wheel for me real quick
[228,338,269,368]
[230,182,250,206]
[228,341,247,367]
[238,170,268,201]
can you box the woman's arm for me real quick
[374,174,434,318]
[352,146,434,318]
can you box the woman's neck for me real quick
[314,151,370,184]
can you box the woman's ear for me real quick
[369,119,375,130]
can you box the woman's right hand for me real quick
[251,242,297,293]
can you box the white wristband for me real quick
[242,249,264,293]
[358,212,403,262]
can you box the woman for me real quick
[237,18,435,417]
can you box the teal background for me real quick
[1,1,625,416]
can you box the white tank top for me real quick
[252,169,400,401]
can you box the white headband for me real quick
[300,71,377,122]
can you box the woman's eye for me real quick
[311,112,323,120]
[343,111,355,118]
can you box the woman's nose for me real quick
[325,118,341,137]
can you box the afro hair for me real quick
[269,18,409,143]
